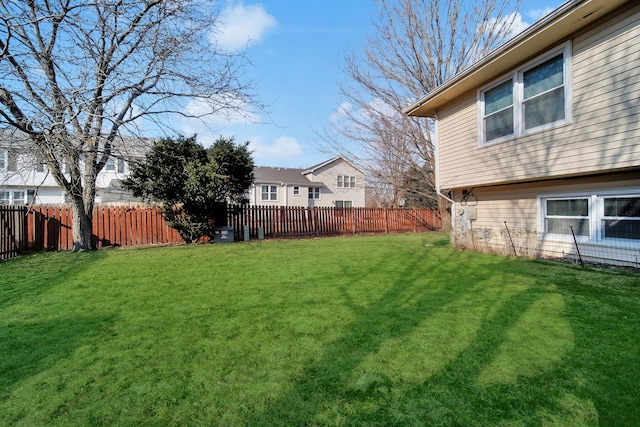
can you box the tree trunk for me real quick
[71,199,94,251]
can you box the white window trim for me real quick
[293,186,300,196]
[309,187,321,200]
[538,188,640,246]
[0,189,34,205]
[337,175,357,188]
[478,41,572,147]
[261,185,278,202]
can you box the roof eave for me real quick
[404,0,629,117]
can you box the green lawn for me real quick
[1,233,639,426]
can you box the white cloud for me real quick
[212,2,277,51]
[182,96,261,126]
[329,102,353,123]
[491,7,557,39]
[526,7,555,23]
[173,96,261,147]
[249,136,303,165]
[330,98,399,126]
[485,12,528,39]
[507,12,530,36]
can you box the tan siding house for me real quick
[249,156,366,208]
[405,0,640,266]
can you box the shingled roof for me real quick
[253,166,312,186]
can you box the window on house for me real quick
[0,149,5,170]
[309,187,320,199]
[602,197,640,240]
[117,158,125,174]
[541,193,640,242]
[335,200,353,208]
[7,150,17,171]
[523,54,565,130]
[484,79,514,142]
[337,176,356,188]
[12,190,25,204]
[480,43,571,145]
[293,186,300,195]
[545,198,590,236]
[261,185,277,201]
[0,189,34,205]
[105,157,116,171]
[36,160,47,173]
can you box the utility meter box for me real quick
[213,227,234,243]
[460,206,477,221]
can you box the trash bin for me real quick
[213,226,234,243]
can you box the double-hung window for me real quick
[602,197,640,240]
[480,43,571,145]
[105,157,125,173]
[261,185,277,201]
[483,79,514,142]
[544,198,590,237]
[337,176,356,188]
[522,53,566,130]
[309,187,320,199]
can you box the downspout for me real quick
[432,113,456,238]
[283,183,288,206]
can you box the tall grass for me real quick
[1,233,639,426]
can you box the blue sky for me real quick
[183,0,564,168]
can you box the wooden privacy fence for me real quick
[1,204,183,256]
[1,204,440,260]
[226,205,441,240]
[25,204,183,252]
[1,205,28,261]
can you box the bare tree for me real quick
[0,0,259,249]
[326,0,522,208]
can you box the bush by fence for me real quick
[1,204,441,260]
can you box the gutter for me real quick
[432,114,456,238]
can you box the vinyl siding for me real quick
[452,172,640,266]
[307,159,366,208]
[438,4,640,189]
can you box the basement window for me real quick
[539,191,640,243]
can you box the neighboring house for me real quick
[0,129,146,205]
[249,156,366,208]
[404,0,640,266]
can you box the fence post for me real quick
[384,208,389,233]
[352,208,357,234]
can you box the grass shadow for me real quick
[247,239,546,425]
[0,314,116,423]
[0,251,107,311]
